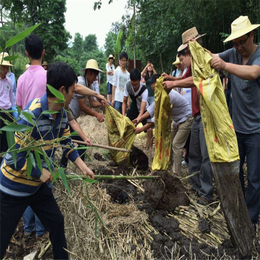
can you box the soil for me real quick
[3,144,260,260]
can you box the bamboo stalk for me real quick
[66,174,160,180]
[72,139,131,152]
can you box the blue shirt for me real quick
[0,93,79,197]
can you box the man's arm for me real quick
[163,76,194,93]
[68,119,92,146]
[74,157,94,179]
[161,73,183,81]
[132,110,151,126]
[74,83,108,105]
[78,98,104,122]
[111,85,116,107]
[211,54,260,80]
[122,96,128,116]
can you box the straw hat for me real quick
[107,54,115,60]
[81,59,103,73]
[224,16,260,42]
[0,52,13,67]
[178,27,206,52]
[172,56,181,65]
[42,61,48,66]
[25,64,30,70]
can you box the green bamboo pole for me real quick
[66,174,160,180]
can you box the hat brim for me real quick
[223,24,260,42]
[81,67,104,73]
[1,63,13,66]
[172,61,181,65]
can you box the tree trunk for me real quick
[211,161,255,258]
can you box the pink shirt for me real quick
[0,77,13,109]
[16,65,47,109]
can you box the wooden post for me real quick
[211,161,255,257]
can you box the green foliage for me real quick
[2,0,70,62]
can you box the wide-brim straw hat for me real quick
[42,61,48,66]
[172,56,181,65]
[224,16,260,42]
[0,52,14,67]
[107,54,115,60]
[81,59,103,73]
[178,27,206,52]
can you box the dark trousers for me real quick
[60,123,86,168]
[237,132,260,224]
[0,110,13,164]
[188,116,213,200]
[0,184,68,259]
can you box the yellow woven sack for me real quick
[152,76,172,170]
[105,105,136,164]
[189,41,239,162]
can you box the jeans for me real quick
[23,206,46,236]
[237,132,260,224]
[113,101,122,114]
[0,183,68,259]
[188,115,213,200]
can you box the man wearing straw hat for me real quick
[0,52,14,165]
[163,27,213,206]
[211,16,260,228]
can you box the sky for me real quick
[65,0,131,49]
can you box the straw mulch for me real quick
[52,114,259,260]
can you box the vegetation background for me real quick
[0,0,259,95]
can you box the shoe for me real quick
[24,232,34,238]
[36,231,49,239]
[197,197,210,206]
[182,160,188,166]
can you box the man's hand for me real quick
[162,81,175,93]
[161,72,168,77]
[84,137,92,146]
[111,100,115,107]
[40,168,53,183]
[97,94,109,106]
[132,118,139,126]
[210,54,226,71]
[82,166,94,179]
[96,113,104,122]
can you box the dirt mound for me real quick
[144,171,190,211]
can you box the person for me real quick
[16,34,47,111]
[106,54,115,103]
[122,68,153,149]
[61,59,105,168]
[141,60,157,105]
[0,62,94,259]
[162,27,213,205]
[6,67,17,104]
[135,74,193,175]
[16,34,50,238]
[92,73,101,100]
[211,15,260,228]
[112,52,130,113]
[171,56,182,77]
[0,52,14,165]
[42,60,48,70]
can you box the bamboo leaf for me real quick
[58,167,71,195]
[6,131,17,168]
[34,149,42,173]
[3,55,19,61]
[29,152,36,168]
[1,124,32,132]
[41,110,59,115]
[26,156,32,179]
[47,84,65,101]
[21,111,34,125]
[5,24,41,48]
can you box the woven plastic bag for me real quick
[189,41,239,162]
[105,105,136,164]
[152,76,172,170]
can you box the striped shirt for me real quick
[0,93,79,197]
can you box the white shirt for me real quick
[113,67,130,102]
[106,63,115,84]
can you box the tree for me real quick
[2,0,70,62]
